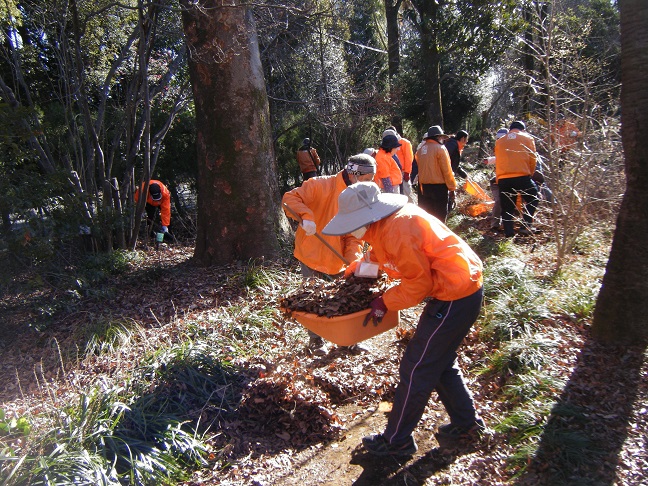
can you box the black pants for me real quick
[145,204,172,242]
[418,183,450,222]
[383,287,484,444]
[498,176,539,236]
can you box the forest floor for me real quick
[1,220,647,485]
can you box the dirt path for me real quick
[209,309,511,486]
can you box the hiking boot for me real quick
[435,419,486,439]
[307,336,327,356]
[362,434,417,457]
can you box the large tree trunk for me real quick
[411,0,443,125]
[384,0,402,85]
[180,0,289,266]
[591,0,648,344]
[385,0,403,130]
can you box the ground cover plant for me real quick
[0,210,646,485]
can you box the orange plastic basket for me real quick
[464,179,493,202]
[286,309,400,346]
[464,201,495,217]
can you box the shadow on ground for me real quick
[514,337,647,485]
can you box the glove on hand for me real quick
[403,172,410,182]
[301,219,317,236]
[448,191,456,211]
[161,226,168,233]
[363,296,388,327]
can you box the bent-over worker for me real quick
[323,181,485,457]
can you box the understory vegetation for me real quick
[1,200,645,485]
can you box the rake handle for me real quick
[283,203,350,266]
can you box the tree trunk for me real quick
[591,0,648,344]
[520,4,535,116]
[385,0,403,127]
[180,0,289,266]
[422,42,443,125]
[411,1,443,125]
[384,0,402,85]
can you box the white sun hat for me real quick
[322,182,408,236]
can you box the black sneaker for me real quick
[435,419,486,439]
[362,434,417,457]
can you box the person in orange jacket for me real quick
[296,138,321,182]
[323,181,484,457]
[494,120,539,237]
[383,127,414,197]
[413,125,457,222]
[282,154,375,355]
[375,134,403,194]
[134,180,172,237]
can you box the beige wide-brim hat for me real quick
[322,182,408,236]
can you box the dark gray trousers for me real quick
[384,287,483,445]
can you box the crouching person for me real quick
[322,181,485,456]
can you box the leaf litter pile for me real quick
[228,272,403,458]
[279,273,394,316]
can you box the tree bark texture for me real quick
[180,0,289,266]
[384,0,402,85]
[411,0,443,125]
[592,0,648,344]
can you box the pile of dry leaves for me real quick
[279,274,394,317]
[238,372,342,446]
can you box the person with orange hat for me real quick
[323,181,485,457]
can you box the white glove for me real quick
[161,226,168,233]
[301,220,317,236]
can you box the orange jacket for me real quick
[375,148,403,189]
[296,148,321,174]
[414,140,457,190]
[494,130,538,182]
[398,138,414,174]
[282,172,363,275]
[363,204,483,310]
[557,120,581,152]
[134,179,171,227]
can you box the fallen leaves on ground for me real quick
[0,239,646,486]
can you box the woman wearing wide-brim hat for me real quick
[323,181,485,457]
[412,125,457,222]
